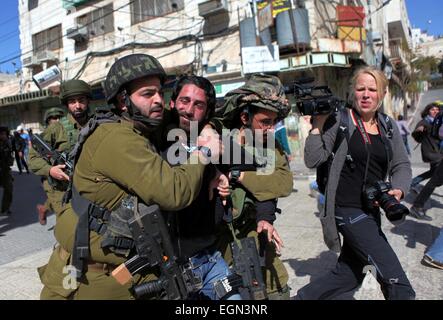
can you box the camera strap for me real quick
[351,109,372,188]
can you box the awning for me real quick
[0,88,56,108]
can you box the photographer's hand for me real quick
[388,189,403,201]
[310,114,329,135]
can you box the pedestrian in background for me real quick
[18,126,31,162]
[410,102,442,194]
[396,114,411,156]
[410,108,443,220]
[422,226,443,270]
[11,131,29,174]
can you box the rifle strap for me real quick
[64,108,120,204]
[223,192,243,249]
[71,185,92,279]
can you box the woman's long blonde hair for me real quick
[348,66,388,109]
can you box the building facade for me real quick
[0,0,415,158]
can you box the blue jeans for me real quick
[426,227,443,263]
[188,249,242,300]
[402,135,411,155]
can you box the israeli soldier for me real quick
[39,54,221,300]
[29,80,92,224]
[213,73,293,299]
[33,107,66,224]
[0,126,14,215]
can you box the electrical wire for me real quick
[1,0,247,74]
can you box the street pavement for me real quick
[1,90,442,300]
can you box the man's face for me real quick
[127,76,164,120]
[241,108,277,143]
[47,116,60,125]
[429,106,440,118]
[67,95,89,119]
[248,108,278,142]
[171,84,208,133]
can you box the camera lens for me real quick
[385,203,409,223]
[379,193,409,225]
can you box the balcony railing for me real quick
[389,38,411,64]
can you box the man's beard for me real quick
[177,111,202,134]
[72,109,88,121]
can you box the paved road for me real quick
[1,89,442,300]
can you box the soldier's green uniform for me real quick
[214,74,293,299]
[29,108,68,216]
[29,80,91,217]
[39,54,211,300]
[0,127,14,214]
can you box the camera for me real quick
[363,181,409,225]
[292,77,345,116]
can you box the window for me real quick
[77,4,114,38]
[28,0,38,11]
[32,25,62,54]
[131,0,184,25]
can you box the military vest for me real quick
[225,130,275,227]
[60,114,80,151]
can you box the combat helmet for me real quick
[218,74,290,128]
[103,53,166,104]
[60,79,92,104]
[44,107,65,124]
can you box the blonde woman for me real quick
[296,66,415,300]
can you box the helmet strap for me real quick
[241,106,253,129]
[124,94,162,131]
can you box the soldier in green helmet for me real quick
[29,80,92,225]
[211,73,293,299]
[38,53,222,300]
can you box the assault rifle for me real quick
[111,203,202,300]
[213,138,268,300]
[30,133,73,189]
[214,237,267,300]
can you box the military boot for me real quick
[267,285,291,300]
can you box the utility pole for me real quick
[367,0,375,65]
[250,0,260,45]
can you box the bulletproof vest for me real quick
[60,116,79,152]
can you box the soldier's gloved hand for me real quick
[49,164,70,181]
[257,220,283,255]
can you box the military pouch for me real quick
[230,188,246,222]
[100,196,135,256]
[38,246,78,299]
[229,188,258,230]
